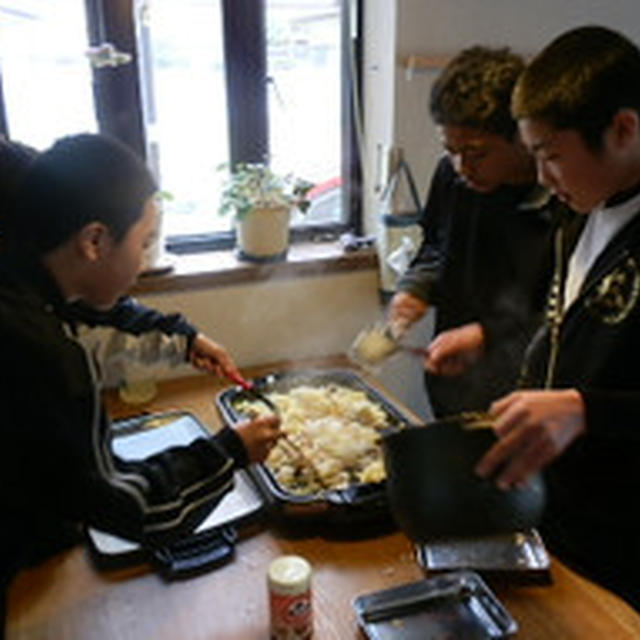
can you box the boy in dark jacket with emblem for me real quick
[476,25,640,610]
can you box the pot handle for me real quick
[326,483,388,508]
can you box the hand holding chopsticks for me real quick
[226,371,329,490]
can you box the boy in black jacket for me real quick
[389,47,557,416]
[476,25,640,610]
[0,134,280,624]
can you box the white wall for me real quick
[395,0,640,55]
[138,269,382,372]
[361,0,398,235]
[363,0,640,233]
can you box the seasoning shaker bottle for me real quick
[268,555,313,639]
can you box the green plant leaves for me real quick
[218,162,313,220]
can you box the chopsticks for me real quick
[435,411,494,429]
[277,434,330,491]
[226,371,329,491]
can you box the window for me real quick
[0,1,96,147]
[266,1,344,226]
[136,0,229,235]
[0,0,361,252]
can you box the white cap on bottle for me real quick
[268,555,312,596]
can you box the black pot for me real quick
[381,419,545,541]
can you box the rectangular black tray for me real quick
[353,571,518,639]
[85,411,265,578]
[216,368,413,523]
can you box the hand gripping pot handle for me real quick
[381,420,546,541]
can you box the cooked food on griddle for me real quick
[234,383,390,494]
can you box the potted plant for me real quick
[219,162,313,262]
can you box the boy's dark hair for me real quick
[0,138,38,240]
[511,25,640,151]
[9,133,156,254]
[430,46,525,140]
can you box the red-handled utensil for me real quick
[226,370,280,414]
[226,370,254,390]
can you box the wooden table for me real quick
[7,360,640,639]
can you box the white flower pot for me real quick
[236,206,290,262]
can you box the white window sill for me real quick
[132,241,379,295]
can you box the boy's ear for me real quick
[610,108,640,149]
[76,222,111,262]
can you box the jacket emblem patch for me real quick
[585,256,640,324]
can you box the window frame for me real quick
[1,0,362,252]
[84,0,147,159]
[0,71,8,138]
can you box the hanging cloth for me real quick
[377,152,424,298]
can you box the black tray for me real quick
[353,571,518,639]
[216,368,412,524]
[85,411,265,579]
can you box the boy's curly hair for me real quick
[512,26,640,151]
[430,46,525,140]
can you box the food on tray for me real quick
[234,383,390,494]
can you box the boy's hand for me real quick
[424,322,485,376]
[188,332,242,380]
[475,388,586,489]
[388,292,428,337]
[234,414,282,464]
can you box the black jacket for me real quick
[521,209,640,605]
[0,251,247,584]
[397,156,559,415]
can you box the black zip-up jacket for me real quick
[520,209,640,607]
[0,251,247,586]
[396,156,559,415]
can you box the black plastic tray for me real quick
[216,368,413,524]
[85,411,265,579]
[353,571,518,639]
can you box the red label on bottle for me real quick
[269,590,312,639]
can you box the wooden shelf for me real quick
[400,54,450,76]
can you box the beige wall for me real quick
[138,269,382,374]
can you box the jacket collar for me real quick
[0,246,69,316]
[558,208,640,328]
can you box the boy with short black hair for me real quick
[0,134,280,626]
[389,46,557,416]
[476,25,640,610]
